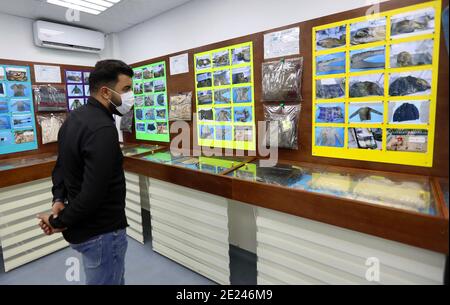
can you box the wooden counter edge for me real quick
[0,161,56,189]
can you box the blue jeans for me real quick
[70,229,128,285]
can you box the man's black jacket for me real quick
[50,97,128,244]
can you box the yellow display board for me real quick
[194,42,256,151]
[312,0,442,167]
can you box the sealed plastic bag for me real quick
[33,84,67,111]
[120,110,133,133]
[264,104,301,149]
[36,113,67,144]
[169,92,192,121]
[262,57,303,102]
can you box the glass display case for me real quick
[439,179,449,209]
[120,143,162,157]
[228,160,437,215]
[139,149,250,174]
[139,150,188,164]
[0,154,57,172]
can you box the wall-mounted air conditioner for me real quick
[33,20,105,54]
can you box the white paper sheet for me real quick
[34,65,62,83]
[114,115,124,142]
[264,27,300,59]
[170,53,189,75]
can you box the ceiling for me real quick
[0,0,193,33]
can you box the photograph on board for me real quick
[349,73,384,98]
[215,107,232,122]
[389,70,432,96]
[6,67,28,82]
[350,46,385,72]
[316,77,345,99]
[386,129,428,153]
[66,71,83,83]
[348,128,382,150]
[316,25,346,50]
[197,90,213,105]
[315,103,345,123]
[316,52,346,75]
[199,125,214,140]
[315,127,345,148]
[214,88,231,104]
[196,54,211,70]
[348,102,384,123]
[233,86,252,103]
[350,18,386,45]
[390,39,433,68]
[388,100,430,124]
[391,7,435,39]
[232,46,251,65]
[213,50,230,68]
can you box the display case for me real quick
[139,149,188,164]
[0,153,58,190]
[439,179,449,209]
[123,151,448,253]
[228,160,437,215]
[0,153,57,172]
[120,143,162,157]
[138,149,251,175]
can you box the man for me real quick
[38,60,135,285]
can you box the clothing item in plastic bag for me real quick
[36,113,67,144]
[264,104,301,149]
[169,92,192,121]
[353,176,431,211]
[33,84,67,111]
[262,57,303,102]
[120,110,133,133]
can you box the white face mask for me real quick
[106,88,134,115]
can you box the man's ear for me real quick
[99,87,110,99]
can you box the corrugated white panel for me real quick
[125,207,143,225]
[126,227,143,244]
[0,178,68,272]
[151,209,228,243]
[2,226,47,248]
[124,172,144,244]
[125,198,142,214]
[127,215,143,231]
[152,220,228,258]
[0,202,50,225]
[258,258,325,285]
[149,178,228,216]
[257,271,286,285]
[151,198,228,230]
[256,207,446,285]
[126,191,141,205]
[153,241,229,285]
[148,178,230,285]
[3,233,62,258]
[125,172,140,183]
[0,179,53,202]
[4,238,67,272]
[0,217,40,236]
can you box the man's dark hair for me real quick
[89,60,133,93]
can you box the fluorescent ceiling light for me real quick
[47,0,121,15]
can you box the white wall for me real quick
[116,0,389,64]
[0,12,100,66]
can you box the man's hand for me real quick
[37,214,66,236]
[52,201,65,217]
